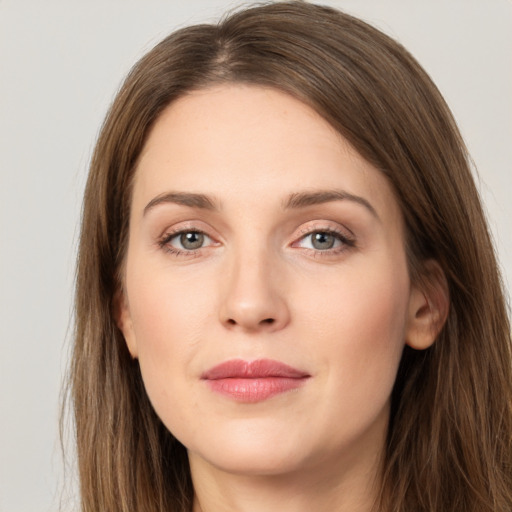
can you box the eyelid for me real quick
[156,219,219,242]
[292,221,354,241]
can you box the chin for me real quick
[192,449,308,478]
[182,402,390,481]
[186,422,313,477]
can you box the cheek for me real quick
[300,259,409,406]
[124,258,210,413]
[127,252,210,345]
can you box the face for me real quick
[119,85,427,481]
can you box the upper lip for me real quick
[201,358,310,380]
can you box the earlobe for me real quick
[114,289,138,359]
[405,260,449,350]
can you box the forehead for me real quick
[133,84,401,224]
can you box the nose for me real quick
[219,249,290,333]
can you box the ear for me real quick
[114,289,138,359]
[405,260,449,350]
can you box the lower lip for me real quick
[206,377,308,402]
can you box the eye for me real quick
[160,230,213,252]
[294,229,354,252]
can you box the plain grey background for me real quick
[1,1,510,510]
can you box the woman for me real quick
[70,2,512,511]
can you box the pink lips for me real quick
[201,359,310,402]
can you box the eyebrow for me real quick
[143,192,220,215]
[143,188,378,219]
[284,189,379,219]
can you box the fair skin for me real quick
[118,85,444,512]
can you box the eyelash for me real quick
[157,226,356,258]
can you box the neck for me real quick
[190,445,383,512]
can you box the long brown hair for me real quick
[69,2,512,510]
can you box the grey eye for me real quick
[311,232,336,250]
[179,231,205,250]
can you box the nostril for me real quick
[224,317,277,327]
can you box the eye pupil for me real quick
[180,231,204,250]
[312,232,335,250]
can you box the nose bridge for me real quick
[219,240,289,332]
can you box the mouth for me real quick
[201,359,310,403]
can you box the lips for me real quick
[201,359,310,402]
